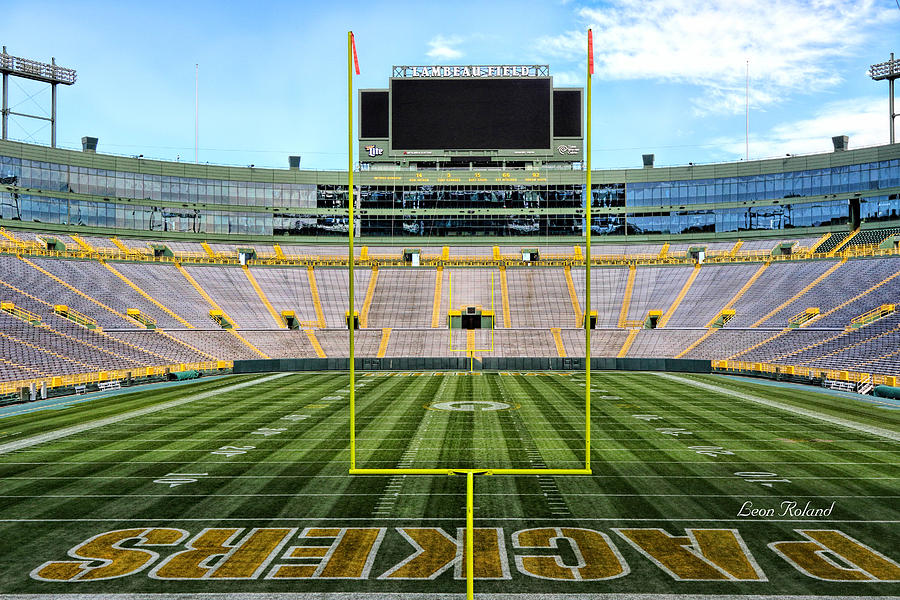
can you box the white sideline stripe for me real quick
[0,595,885,600]
[0,374,291,455]
[2,493,896,499]
[655,373,900,442]
[0,517,896,524]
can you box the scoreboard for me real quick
[359,65,583,166]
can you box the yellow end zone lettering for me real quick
[150,528,295,580]
[614,528,766,581]
[512,527,628,581]
[268,527,385,579]
[31,528,188,582]
[770,529,900,581]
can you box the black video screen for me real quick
[391,78,551,150]
[553,89,581,137]
[360,91,389,138]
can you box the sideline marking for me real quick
[0,595,886,600]
[0,374,291,455]
[655,373,900,442]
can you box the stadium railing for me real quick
[0,360,232,396]
[713,359,897,387]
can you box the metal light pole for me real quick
[869,53,900,144]
[0,48,76,147]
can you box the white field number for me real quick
[153,472,208,488]
[688,445,734,457]
[656,427,692,436]
[211,445,255,457]
[735,471,792,488]
[281,414,309,421]
[251,428,286,436]
[633,414,662,421]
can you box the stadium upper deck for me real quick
[0,138,898,242]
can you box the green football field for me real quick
[0,371,898,598]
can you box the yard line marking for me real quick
[655,373,900,442]
[0,374,291,455]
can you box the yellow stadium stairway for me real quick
[273,244,286,259]
[564,265,582,327]
[799,321,900,367]
[243,266,284,328]
[0,330,96,371]
[360,266,378,328]
[704,261,769,328]
[827,229,859,256]
[727,328,790,361]
[551,327,566,357]
[304,329,327,358]
[3,306,151,366]
[779,332,847,362]
[658,263,701,327]
[0,228,21,244]
[810,232,832,254]
[431,267,444,328]
[853,345,900,371]
[0,356,49,378]
[100,261,195,328]
[499,266,511,328]
[377,328,392,358]
[729,240,743,257]
[751,259,846,327]
[617,329,639,357]
[19,256,137,326]
[157,330,219,361]
[307,266,326,328]
[110,238,135,254]
[70,234,93,252]
[201,241,216,258]
[174,263,269,358]
[675,328,717,359]
[617,264,637,328]
[658,242,669,259]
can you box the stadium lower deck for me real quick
[1,232,900,396]
[0,371,897,597]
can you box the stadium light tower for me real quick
[869,53,900,144]
[0,47,76,147]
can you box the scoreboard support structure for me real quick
[345,30,595,600]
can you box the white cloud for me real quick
[711,97,888,159]
[536,0,898,114]
[426,35,464,61]
[551,70,583,86]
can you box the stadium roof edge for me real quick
[1,138,898,186]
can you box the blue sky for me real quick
[3,0,898,170]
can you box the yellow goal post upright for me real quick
[345,30,595,599]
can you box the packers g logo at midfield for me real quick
[427,400,516,412]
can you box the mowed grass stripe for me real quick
[545,372,900,523]
[0,373,309,521]
[0,372,896,527]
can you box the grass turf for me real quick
[0,371,897,597]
